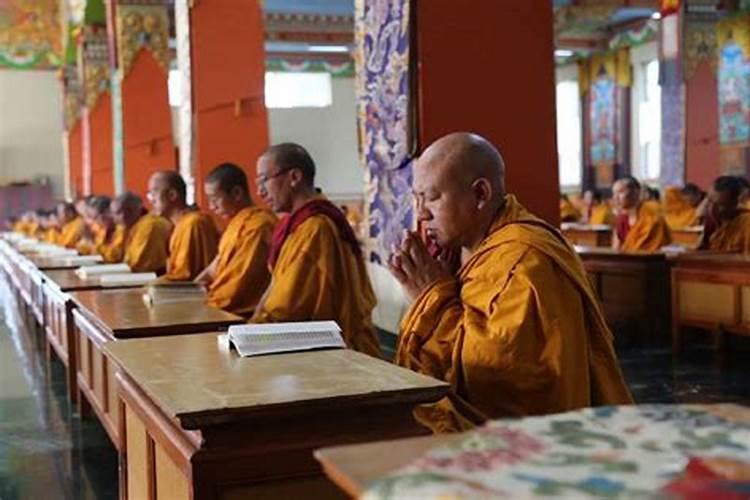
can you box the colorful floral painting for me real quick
[589,73,617,168]
[355,0,413,264]
[0,0,62,69]
[718,34,750,145]
[363,404,750,500]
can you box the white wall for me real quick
[268,77,363,200]
[0,70,65,197]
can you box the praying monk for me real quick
[147,171,219,281]
[112,192,171,273]
[612,176,672,252]
[251,143,381,357]
[388,133,632,433]
[705,176,750,253]
[195,163,276,317]
[78,197,127,262]
[56,202,86,248]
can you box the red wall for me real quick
[685,61,720,190]
[190,0,268,207]
[68,122,83,198]
[122,49,176,199]
[89,92,114,195]
[416,0,559,224]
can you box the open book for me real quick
[226,321,345,357]
[142,281,207,305]
[99,272,157,288]
[76,263,131,279]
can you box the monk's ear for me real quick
[471,178,493,211]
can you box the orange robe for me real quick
[58,217,85,248]
[251,209,381,358]
[207,207,276,317]
[621,204,672,252]
[397,195,633,433]
[96,225,126,263]
[43,227,61,244]
[560,198,581,222]
[589,204,615,226]
[76,225,106,255]
[663,186,699,229]
[708,211,750,254]
[165,210,219,281]
[124,214,172,273]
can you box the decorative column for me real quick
[112,0,175,199]
[659,2,686,186]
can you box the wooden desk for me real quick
[316,435,456,498]
[70,289,243,447]
[106,334,449,500]
[41,270,142,405]
[561,224,612,248]
[576,246,672,342]
[671,227,703,249]
[671,253,750,353]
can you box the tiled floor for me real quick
[0,278,748,499]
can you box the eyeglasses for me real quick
[256,168,291,186]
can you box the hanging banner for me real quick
[717,15,750,146]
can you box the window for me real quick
[556,80,583,189]
[265,72,333,109]
[636,60,661,181]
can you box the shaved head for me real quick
[147,170,187,218]
[413,132,507,251]
[113,192,144,227]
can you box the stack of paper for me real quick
[61,255,103,266]
[143,281,207,305]
[99,272,157,288]
[226,321,345,357]
[76,263,131,279]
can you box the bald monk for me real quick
[250,143,381,357]
[147,171,219,281]
[388,133,632,433]
[39,210,60,243]
[195,163,276,317]
[704,176,750,253]
[612,176,671,252]
[112,192,171,273]
[78,196,127,262]
[663,185,704,229]
[581,189,615,225]
[56,202,85,248]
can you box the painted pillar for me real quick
[188,0,269,208]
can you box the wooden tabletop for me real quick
[672,252,750,269]
[315,434,458,497]
[71,289,243,338]
[575,246,668,260]
[25,255,81,270]
[43,269,129,292]
[105,333,450,429]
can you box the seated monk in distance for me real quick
[250,143,381,358]
[703,176,750,253]
[195,163,277,317]
[612,176,671,252]
[147,171,219,281]
[388,132,633,433]
[112,192,172,273]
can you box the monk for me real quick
[663,185,704,229]
[704,176,750,253]
[40,210,60,243]
[250,143,381,357]
[147,171,219,281]
[55,202,85,248]
[559,193,581,222]
[77,196,127,262]
[388,133,632,433]
[112,192,171,273]
[612,176,672,252]
[195,163,276,317]
[581,189,614,225]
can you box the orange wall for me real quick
[89,92,114,195]
[122,49,176,199]
[68,122,83,198]
[416,0,559,224]
[190,0,268,207]
[685,61,720,190]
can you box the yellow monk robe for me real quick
[124,214,172,273]
[58,217,85,248]
[165,210,219,281]
[85,225,127,263]
[76,225,106,255]
[397,195,633,433]
[663,186,699,229]
[620,204,672,252]
[560,198,581,222]
[708,211,750,254]
[13,220,30,235]
[207,207,276,317]
[589,204,615,225]
[43,227,61,244]
[252,205,382,358]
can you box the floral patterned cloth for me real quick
[362,404,750,499]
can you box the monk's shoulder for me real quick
[293,214,339,244]
[237,207,276,234]
[135,214,171,236]
[184,210,215,231]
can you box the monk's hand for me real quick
[388,231,452,301]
